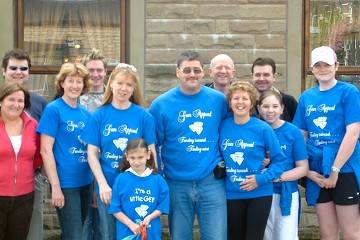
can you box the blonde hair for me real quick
[81,48,107,69]
[227,81,257,114]
[102,67,146,107]
[55,63,91,97]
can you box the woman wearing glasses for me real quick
[82,66,156,240]
[219,81,287,240]
[37,63,93,240]
[293,46,360,239]
[0,82,42,240]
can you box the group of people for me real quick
[0,45,359,240]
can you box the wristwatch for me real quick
[331,166,340,173]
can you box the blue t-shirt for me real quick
[82,103,156,188]
[37,98,93,188]
[219,117,287,199]
[273,122,308,194]
[109,171,169,240]
[293,81,360,173]
[149,86,228,181]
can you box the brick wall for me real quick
[144,0,288,102]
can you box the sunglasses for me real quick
[8,66,29,71]
[180,67,203,74]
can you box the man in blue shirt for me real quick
[150,51,227,240]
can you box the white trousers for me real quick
[264,191,299,240]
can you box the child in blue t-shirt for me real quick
[109,138,169,240]
[258,90,308,240]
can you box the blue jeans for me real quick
[56,184,92,240]
[166,173,227,240]
[82,182,101,240]
[27,172,46,240]
[96,195,116,240]
[82,205,100,240]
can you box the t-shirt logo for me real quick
[230,152,244,165]
[113,137,128,151]
[313,116,327,129]
[189,122,203,135]
[66,121,85,132]
[135,204,149,218]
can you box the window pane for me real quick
[338,74,360,89]
[305,73,360,90]
[25,74,57,101]
[24,0,121,67]
[310,0,360,67]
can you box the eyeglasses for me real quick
[180,67,203,74]
[8,66,29,71]
[212,65,234,71]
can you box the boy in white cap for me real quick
[293,46,360,240]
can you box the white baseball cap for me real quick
[311,46,337,67]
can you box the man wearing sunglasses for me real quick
[206,54,235,95]
[2,48,47,240]
[150,50,227,240]
[2,49,47,121]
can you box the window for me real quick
[304,0,360,89]
[16,0,126,97]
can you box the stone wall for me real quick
[144,0,288,102]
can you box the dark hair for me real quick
[251,57,276,74]
[0,82,31,110]
[2,49,31,70]
[81,48,107,69]
[118,138,157,173]
[177,50,203,68]
[258,89,283,106]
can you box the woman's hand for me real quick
[307,170,325,188]
[262,157,270,168]
[128,222,141,235]
[240,175,258,191]
[99,182,112,205]
[142,215,152,227]
[322,172,339,189]
[51,185,65,208]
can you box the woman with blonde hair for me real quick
[37,62,93,239]
[219,81,287,240]
[82,66,156,239]
[0,82,42,240]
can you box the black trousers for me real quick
[0,192,34,240]
[227,196,272,240]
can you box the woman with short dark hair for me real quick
[0,82,41,240]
